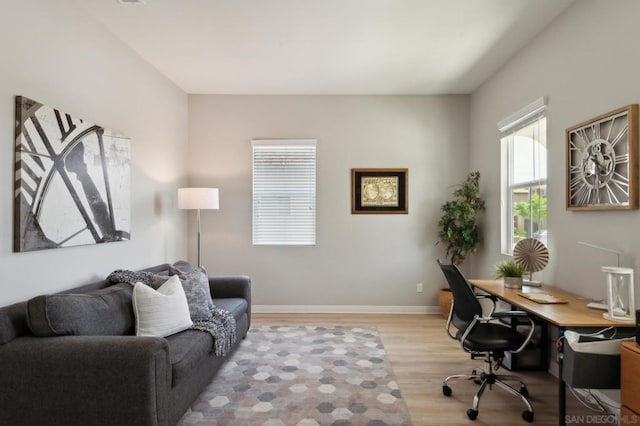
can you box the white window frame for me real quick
[499,98,548,255]
[252,139,317,246]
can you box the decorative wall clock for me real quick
[566,104,638,210]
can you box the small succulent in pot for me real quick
[495,261,527,289]
[494,260,527,278]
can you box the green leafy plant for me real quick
[494,260,526,278]
[437,171,485,265]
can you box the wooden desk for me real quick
[470,279,634,426]
[470,280,632,328]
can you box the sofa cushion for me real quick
[132,276,193,337]
[212,298,248,322]
[27,283,134,337]
[170,262,215,321]
[165,330,213,388]
[170,260,198,274]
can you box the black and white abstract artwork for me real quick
[14,96,131,252]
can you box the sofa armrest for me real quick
[210,275,251,328]
[209,275,251,301]
[0,335,171,426]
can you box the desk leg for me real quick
[559,378,566,425]
[558,328,566,426]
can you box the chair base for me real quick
[442,356,534,422]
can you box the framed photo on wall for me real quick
[14,95,131,252]
[351,168,408,214]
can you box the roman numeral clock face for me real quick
[566,105,638,210]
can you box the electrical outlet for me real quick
[416,283,423,293]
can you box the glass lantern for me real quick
[601,266,635,322]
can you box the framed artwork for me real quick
[14,96,131,252]
[351,168,408,214]
[566,104,638,210]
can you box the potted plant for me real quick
[437,171,485,265]
[495,260,527,289]
[437,172,485,317]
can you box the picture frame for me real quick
[14,96,131,252]
[351,168,408,214]
[566,104,638,211]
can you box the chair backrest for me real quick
[438,261,483,333]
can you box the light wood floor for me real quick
[252,313,611,425]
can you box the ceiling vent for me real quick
[118,0,146,4]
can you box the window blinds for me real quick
[252,140,317,245]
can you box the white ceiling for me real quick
[72,0,574,95]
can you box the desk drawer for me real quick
[621,342,640,414]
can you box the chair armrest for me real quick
[460,312,536,355]
[0,335,170,426]
[492,310,530,318]
[476,294,496,301]
[475,293,497,316]
[490,311,536,353]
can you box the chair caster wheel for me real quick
[522,410,534,422]
[466,409,478,420]
[442,385,452,396]
[520,385,529,397]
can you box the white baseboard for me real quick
[253,305,440,314]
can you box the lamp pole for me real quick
[177,188,219,268]
[197,208,202,267]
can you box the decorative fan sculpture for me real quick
[513,238,549,286]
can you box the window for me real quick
[499,98,547,254]
[252,139,316,245]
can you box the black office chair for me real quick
[437,260,535,422]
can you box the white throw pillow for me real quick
[132,275,193,337]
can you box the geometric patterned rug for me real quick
[178,325,412,425]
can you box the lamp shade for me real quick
[177,188,219,210]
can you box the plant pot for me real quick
[503,277,523,289]
[438,288,453,319]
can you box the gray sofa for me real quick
[0,263,251,426]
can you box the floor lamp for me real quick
[178,188,219,267]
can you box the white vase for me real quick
[504,277,523,289]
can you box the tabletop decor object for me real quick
[602,266,635,323]
[513,238,549,287]
[566,104,638,210]
[577,241,635,322]
[351,168,407,214]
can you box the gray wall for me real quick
[0,2,188,305]
[470,0,640,303]
[6,0,631,312]
[188,95,469,309]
